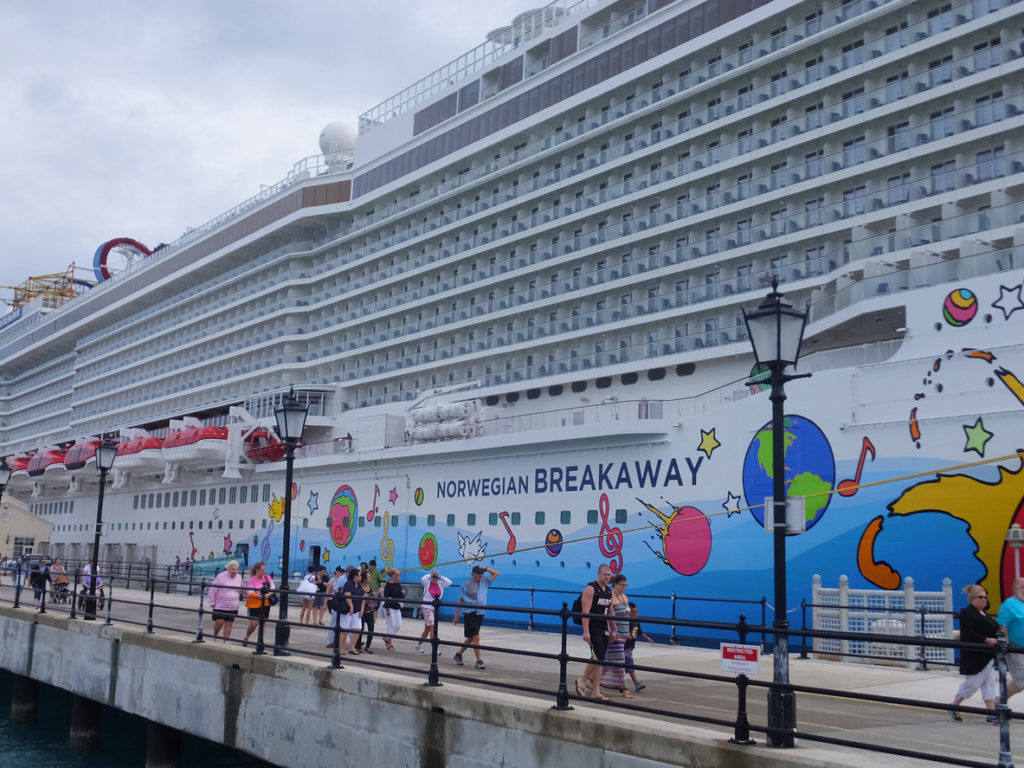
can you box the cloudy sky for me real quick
[0,1,532,293]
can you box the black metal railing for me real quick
[0,577,1018,768]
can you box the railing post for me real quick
[728,674,756,745]
[146,578,156,633]
[13,568,21,609]
[552,601,573,711]
[800,599,809,659]
[917,606,928,671]
[528,585,535,632]
[38,573,47,615]
[104,582,113,625]
[761,596,768,651]
[995,632,1014,768]
[254,585,268,655]
[331,604,343,669]
[69,568,78,620]
[426,596,442,687]
[193,579,206,643]
[737,613,748,644]
[126,563,132,591]
[839,575,850,660]
[670,592,678,645]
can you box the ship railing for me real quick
[2,578,1020,766]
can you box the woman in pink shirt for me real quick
[208,560,243,642]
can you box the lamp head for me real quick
[96,439,119,472]
[274,387,309,443]
[742,277,808,367]
[0,459,11,487]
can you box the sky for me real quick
[0,1,532,294]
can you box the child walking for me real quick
[626,602,655,692]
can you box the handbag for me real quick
[268,594,279,607]
[297,577,317,595]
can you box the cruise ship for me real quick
[3,0,1024,627]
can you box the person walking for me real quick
[997,576,1024,699]
[576,563,613,701]
[600,574,633,697]
[355,571,379,653]
[949,584,999,722]
[625,601,655,692]
[366,558,385,594]
[314,565,330,625]
[382,568,405,650]
[452,565,499,669]
[339,567,365,654]
[417,569,452,653]
[242,561,275,647]
[208,560,243,642]
[30,556,49,608]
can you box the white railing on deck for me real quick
[811,574,954,668]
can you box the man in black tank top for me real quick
[576,563,613,700]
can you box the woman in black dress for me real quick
[950,584,999,723]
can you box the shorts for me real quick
[313,593,326,608]
[212,609,238,623]
[463,611,484,639]
[341,612,362,631]
[1006,651,1024,685]
[247,605,270,620]
[589,629,609,662]
[421,605,436,626]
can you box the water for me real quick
[0,670,275,767]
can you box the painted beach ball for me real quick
[414,487,425,506]
[943,289,978,327]
[545,529,563,557]
[418,533,438,568]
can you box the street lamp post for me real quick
[85,439,118,621]
[273,388,309,656]
[743,277,810,748]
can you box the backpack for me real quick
[330,589,350,614]
[571,594,584,625]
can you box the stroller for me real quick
[52,581,72,605]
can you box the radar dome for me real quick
[318,122,356,156]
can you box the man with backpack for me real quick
[575,563,613,700]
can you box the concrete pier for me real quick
[10,673,38,723]
[145,721,181,768]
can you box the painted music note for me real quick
[368,484,380,521]
[498,511,517,554]
[189,531,197,560]
[379,511,395,572]
[838,436,876,497]
[597,493,624,573]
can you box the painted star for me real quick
[306,491,319,515]
[322,549,331,563]
[992,283,1024,320]
[389,487,399,504]
[698,428,721,458]
[722,491,743,517]
[963,417,994,457]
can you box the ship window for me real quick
[147,522,151,530]
[505,392,519,403]
[548,385,563,396]
[301,518,308,528]
[571,381,586,393]
[428,515,436,526]
[229,487,237,504]
[164,522,168,530]
[198,521,203,530]
[587,508,598,524]
[486,395,500,406]
[375,516,382,527]
[218,520,223,529]
[199,490,207,505]
[240,486,248,504]
[190,490,197,505]
[165,492,171,507]
[676,363,696,376]
[252,485,258,502]
[560,510,571,525]
[511,512,521,525]
[615,508,627,524]
[489,512,498,526]
[467,513,477,526]
[219,488,227,505]
[133,495,139,510]
[140,495,147,510]
[251,520,256,529]
[526,389,541,400]
[171,522,176,530]
[648,368,666,380]
[535,511,545,525]
[622,373,639,385]
[173,491,179,506]
[228,520,233,529]
[262,519,267,529]
[391,517,399,527]
[409,516,417,527]
[133,523,137,530]
[155,494,162,509]
[595,377,612,389]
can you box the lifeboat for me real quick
[3,452,31,489]
[115,434,165,471]
[162,420,228,466]
[64,437,101,472]
[244,428,287,464]
[27,446,67,477]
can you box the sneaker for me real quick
[475,659,486,670]
[453,652,464,666]
[635,682,646,692]
[415,643,425,654]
